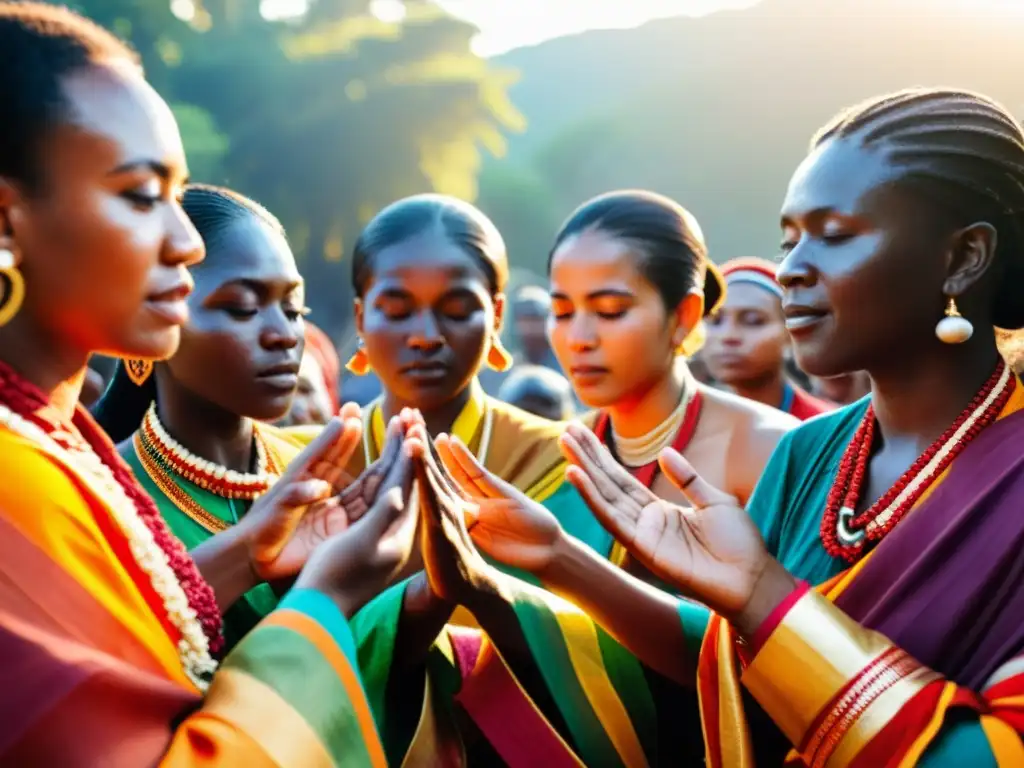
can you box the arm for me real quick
[741,587,1024,767]
[163,589,386,766]
[539,532,703,685]
[190,525,259,612]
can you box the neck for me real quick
[608,359,688,439]
[869,334,1002,451]
[726,370,788,410]
[382,383,474,439]
[0,318,89,421]
[154,377,255,473]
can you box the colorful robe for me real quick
[0,413,384,766]
[697,384,1024,766]
[119,424,306,650]
[324,382,668,767]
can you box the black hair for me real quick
[351,194,508,298]
[92,184,286,443]
[548,190,722,316]
[0,2,139,189]
[813,87,1024,329]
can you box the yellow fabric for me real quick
[980,715,1024,765]
[195,668,336,768]
[553,607,649,768]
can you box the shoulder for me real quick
[790,387,837,421]
[487,396,567,444]
[484,397,568,491]
[701,385,798,450]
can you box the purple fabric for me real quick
[834,406,1024,688]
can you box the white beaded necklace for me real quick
[611,374,696,468]
[0,404,216,689]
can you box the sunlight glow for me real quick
[170,0,196,23]
[259,0,309,22]
[369,0,407,24]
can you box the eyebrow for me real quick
[551,289,634,301]
[780,206,843,226]
[216,277,303,295]
[107,160,185,182]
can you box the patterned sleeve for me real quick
[741,589,1024,767]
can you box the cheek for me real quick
[172,321,256,384]
[445,319,489,364]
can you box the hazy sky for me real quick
[435,0,761,56]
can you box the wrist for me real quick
[535,530,584,590]
[730,558,800,639]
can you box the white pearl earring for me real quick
[935,296,973,344]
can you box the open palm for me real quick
[560,423,771,617]
[250,405,410,582]
[435,433,564,575]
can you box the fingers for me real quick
[361,443,416,538]
[338,401,361,421]
[438,434,518,501]
[658,449,739,510]
[564,465,639,542]
[277,478,334,508]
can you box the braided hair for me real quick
[0,2,139,189]
[812,87,1024,330]
[92,184,286,443]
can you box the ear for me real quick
[353,297,365,336]
[670,290,705,349]
[0,179,24,265]
[943,221,997,297]
[491,292,506,333]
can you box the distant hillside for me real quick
[486,0,1024,264]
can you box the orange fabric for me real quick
[0,426,190,687]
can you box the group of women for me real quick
[3,3,1024,766]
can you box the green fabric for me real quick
[346,581,405,749]
[744,398,867,585]
[919,712,999,767]
[509,581,624,768]
[544,481,615,557]
[596,625,659,766]
[223,621,375,767]
[119,441,279,651]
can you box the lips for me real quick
[401,360,450,383]
[569,365,609,386]
[783,302,830,333]
[256,361,300,391]
[144,279,194,326]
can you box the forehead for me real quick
[720,281,781,313]
[58,61,186,175]
[366,233,490,291]
[549,229,651,291]
[781,137,900,220]
[196,219,300,288]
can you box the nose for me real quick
[565,313,598,353]
[164,201,205,268]
[776,241,815,290]
[408,309,445,352]
[259,307,302,351]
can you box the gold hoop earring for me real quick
[125,359,154,386]
[0,248,25,327]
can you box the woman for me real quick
[311,193,607,764]
[704,257,834,419]
[0,4,421,763]
[92,183,322,650]
[809,370,871,405]
[442,87,1024,765]
[546,192,797,561]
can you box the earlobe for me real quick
[492,292,506,333]
[943,221,998,296]
[353,298,364,335]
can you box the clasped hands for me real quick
[234,403,797,634]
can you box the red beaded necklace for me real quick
[0,361,224,655]
[821,360,1014,563]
